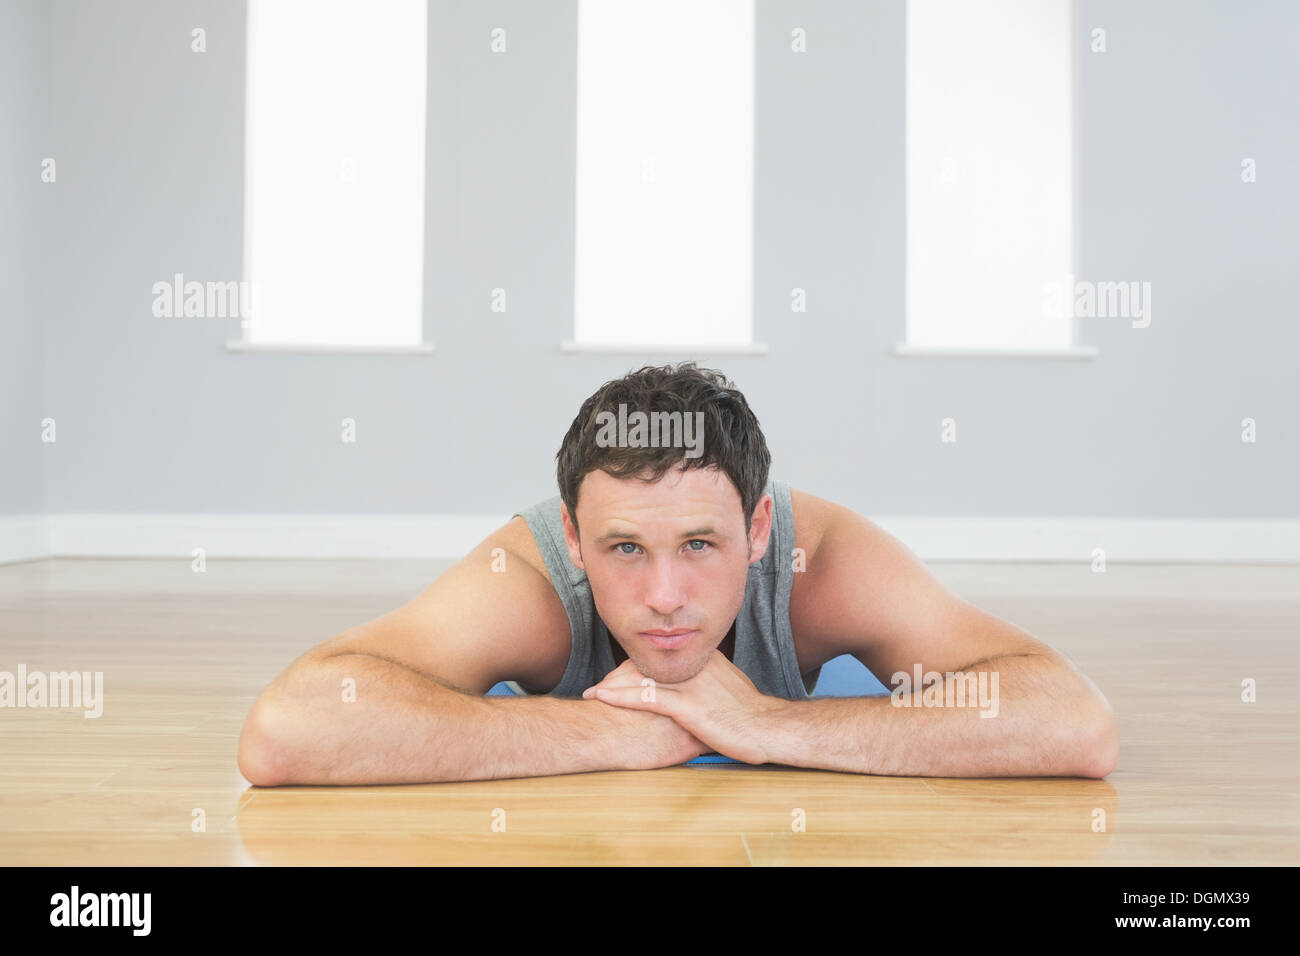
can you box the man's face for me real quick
[561,464,773,684]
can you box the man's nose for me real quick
[643,555,687,617]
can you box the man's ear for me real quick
[747,493,774,567]
[560,501,585,571]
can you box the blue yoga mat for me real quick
[487,653,889,765]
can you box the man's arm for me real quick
[775,501,1119,777]
[239,651,704,784]
[756,650,1115,778]
[237,517,707,785]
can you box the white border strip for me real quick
[0,515,48,565]
[1,514,1297,564]
[873,517,1300,563]
[39,514,504,560]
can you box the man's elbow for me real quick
[238,699,291,787]
[1077,700,1119,779]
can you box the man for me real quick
[237,362,1118,785]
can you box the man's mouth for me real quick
[640,628,696,649]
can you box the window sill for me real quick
[892,344,1097,359]
[560,340,769,355]
[225,340,435,355]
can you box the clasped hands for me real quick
[581,649,784,765]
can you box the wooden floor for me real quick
[1,557,1297,865]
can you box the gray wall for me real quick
[6,0,1298,520]
[0,0,49,516]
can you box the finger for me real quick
[582,673,654,699]
[594,685,680,715]
[582,659,654,698]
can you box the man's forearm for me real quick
[757,653,1117,778]
[241,653,633,784]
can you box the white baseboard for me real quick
[0,515,48,565]
[41,513,509,560]
[871,517,1300,563]
[1,513,1297,564]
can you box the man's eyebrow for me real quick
[595,527,723,545]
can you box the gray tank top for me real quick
[506,477,820,700]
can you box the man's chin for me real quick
[631,651,707,685]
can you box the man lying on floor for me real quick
[237,361,1118,784]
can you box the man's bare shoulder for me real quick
[480,514,570,693]
[787,486,836,561]
[786,486,933,669]
[303,513,571,696]
[787,485,911,583]
[786,486,840,672]
[494,514,553,585]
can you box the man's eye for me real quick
[611,541,710,554]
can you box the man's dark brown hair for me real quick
[555,361,772,540]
